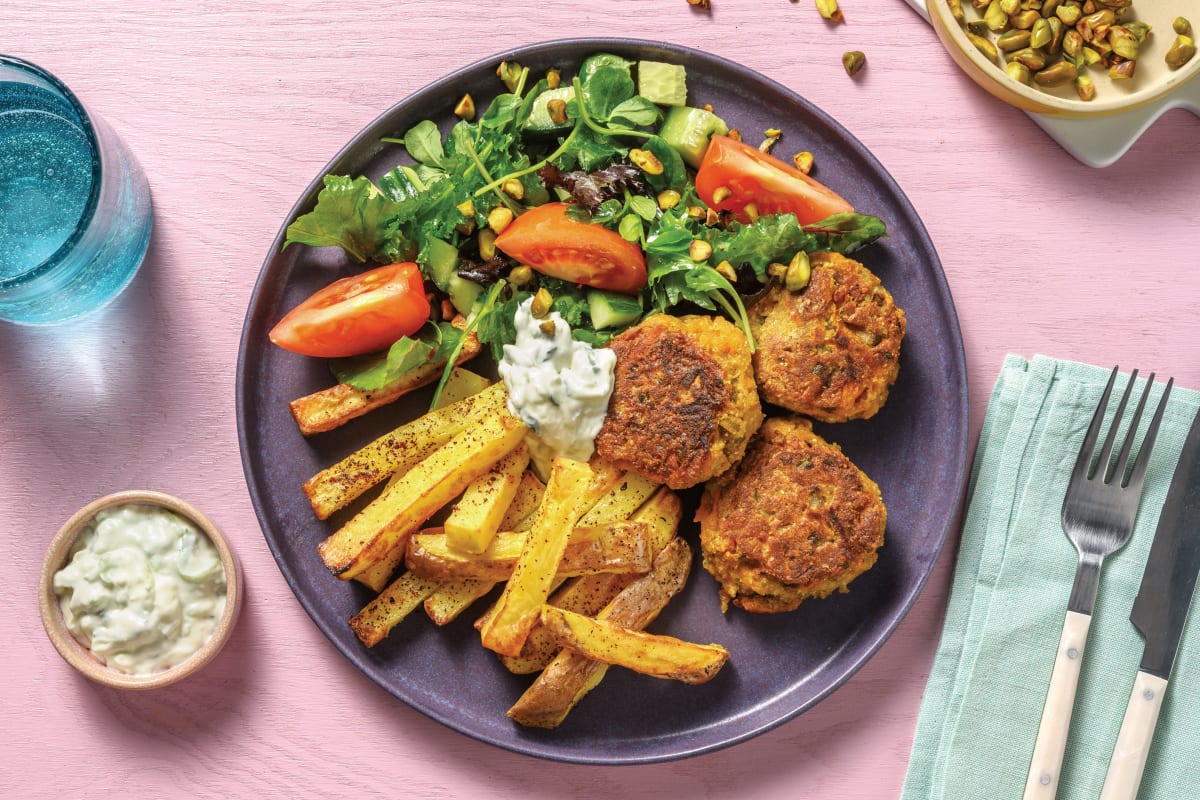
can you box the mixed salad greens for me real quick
[276,52,887,401]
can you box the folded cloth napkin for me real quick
[902,355,1200,800]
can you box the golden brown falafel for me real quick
[749,251,905,422]
[696,415,885,613]
[594,314,763,490]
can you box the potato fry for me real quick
[472,459,625,636]
[354,541,406,593]
[433,366,493,406]
[540,606,729,684]
[498,470,546,532]
[499,486,683,674]
[444,442,530,554]
[423,579,495,626]
[507,536,692,729]
[499,573,631,674]
[288,330,482,435]
[479,457,593,657]
[348,571,441,647]
[317,409,526,579]
[407,522,652,583]
[419,470,547,625]
[304,381,507,520]
[576,471,659,527]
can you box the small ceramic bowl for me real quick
[38,490,242,690]
[928,0,1200,118]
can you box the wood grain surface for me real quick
[3,2,1199,798]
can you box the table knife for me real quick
[1100,405,1200,800]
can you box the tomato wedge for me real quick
[269,262,431,358]
[494,202,647,295]
[695,135,854,225]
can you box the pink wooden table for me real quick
[5,2,1199,797]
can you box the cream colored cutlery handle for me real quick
[1100,671,1168,800]
[1023,610,1092,800]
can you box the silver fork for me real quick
[1023,366,1173,800]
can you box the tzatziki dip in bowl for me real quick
[38,490,242,690]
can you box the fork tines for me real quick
[1076,366,1174,490]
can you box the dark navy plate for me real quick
[236,38,969,764]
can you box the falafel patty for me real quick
[696,415,885,613]
[594,313,763,490]
[749,251,905,422]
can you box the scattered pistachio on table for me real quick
[949,0,1169,101]
[816,0,845,23]
[843,50,867,77]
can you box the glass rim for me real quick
[0,55,104,290]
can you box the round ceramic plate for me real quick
[236,38,969,764]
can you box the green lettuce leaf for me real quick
[329,322,462,391]
[283,175,404,263]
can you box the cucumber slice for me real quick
[659,105,729,169]
[637,61,688,107]
[422,237,459,291]
[523,86,576,134]
[588,290,643,330]
[447,275,483,317]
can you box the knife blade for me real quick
[1101,402,1200,800]
[1130,403,1200,680]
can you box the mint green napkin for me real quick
[902,355,1200,800]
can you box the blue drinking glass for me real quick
[0,56,152,325]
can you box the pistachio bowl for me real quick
[928,0,1200,118]
[38,490,242,690]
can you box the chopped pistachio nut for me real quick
[487,206,514,234]
[793,151,814,174]
[815,0,844,23]
[629,148,664,175]
[496,61,523,93]
[530,288,553,318]
[842,50,867,77]
[657,189,682,210]
[689,239,713,261]
[785,251,811,292]
[478,229,497,260]
[454,94,475,120]
[508,265,533,286]
[547,98,568,125]
[1166,35,1196,70]
[502,178,525,200]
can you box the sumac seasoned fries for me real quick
[296,378,728,729]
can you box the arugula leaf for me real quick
[283,175,403,264]
[641,135,688,193]
[803,212,887,253]
[708,214,817,279]
[609,96,660,129]
[403,120,447,169]
[480,93,522,131]
[330,322,463,391]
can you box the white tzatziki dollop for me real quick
[497,296,616,462]
[52,504,227,676]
